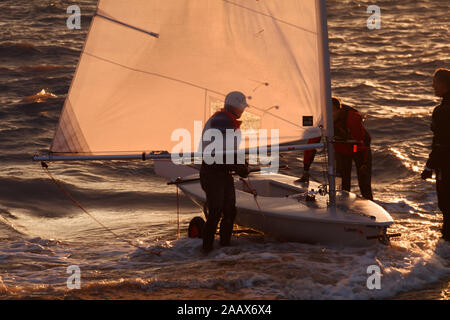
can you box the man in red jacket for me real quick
[298,97,373,200]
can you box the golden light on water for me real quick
[389,147,421,173]
[23,89,57,103]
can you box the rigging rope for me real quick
[40,162,161,256]
[176,185,180,240]
[240,176,267,231]
[320,126,330,193]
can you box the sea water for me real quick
[0,0,449,299]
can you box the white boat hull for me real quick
[178,172,394,247]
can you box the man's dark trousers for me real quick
[335,149,373,200]
[200,167,237,252]
[437,166,450,240]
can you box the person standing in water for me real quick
[421,68,450,242]
[200,91,249,254]
[298,97,373,200]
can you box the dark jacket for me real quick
[426,93,450,170]
[201,109,246,174]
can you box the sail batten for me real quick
[95,12,160,38]
[51,0,330,156]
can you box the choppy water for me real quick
[0,0,449,299]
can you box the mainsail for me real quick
[49,0,332,156]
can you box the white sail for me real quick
[51,0,331,155]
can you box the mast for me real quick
[318,0,336,209]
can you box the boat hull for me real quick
[179,172,394,247]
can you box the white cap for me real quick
[225,91,249,111]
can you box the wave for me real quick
[0,42,80,62]
[2,235,448,300]
[0,207,17,220]
[18,65,69,73]
[0,42,41,56]
[0,176,194,218]
[0,211,24,239]
[22,89,57,103]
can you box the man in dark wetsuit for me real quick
[200,91,249,253]
[421,68,450,241]
[298,97,373,200]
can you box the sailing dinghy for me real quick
[155,160,394,247]
[34,0,396,246]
